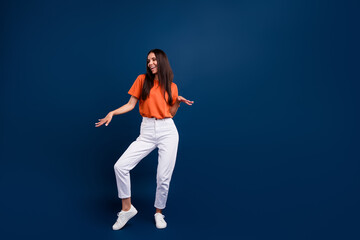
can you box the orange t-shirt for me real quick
[128,74,178,119]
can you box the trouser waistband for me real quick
[142,117,173,122]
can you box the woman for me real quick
[95,49,193,230]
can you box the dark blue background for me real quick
[1,0,359,239]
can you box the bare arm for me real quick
[170,96,194,117]
[111,96,138,116]
[170,100,181,117]
[95,96,138,127]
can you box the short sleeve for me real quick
[171,83,178,105]
[128,74,145,99]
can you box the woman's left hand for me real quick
[177,96,194,105]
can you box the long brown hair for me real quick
[141,49,174,105]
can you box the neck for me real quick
[154,74,159,80]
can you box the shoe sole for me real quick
[112,210,138,230]
[156,224,167,229]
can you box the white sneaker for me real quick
[112,205,138,230]
[154,213,167,229]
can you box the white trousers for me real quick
[114,117,179,209]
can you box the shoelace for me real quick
[156,214,166,223]
[116,212,127,222]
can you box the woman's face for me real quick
[147,52,158,75]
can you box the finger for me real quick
[96,121,104,125]
[97,119,106,124]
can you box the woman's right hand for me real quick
[95,112,113,127]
